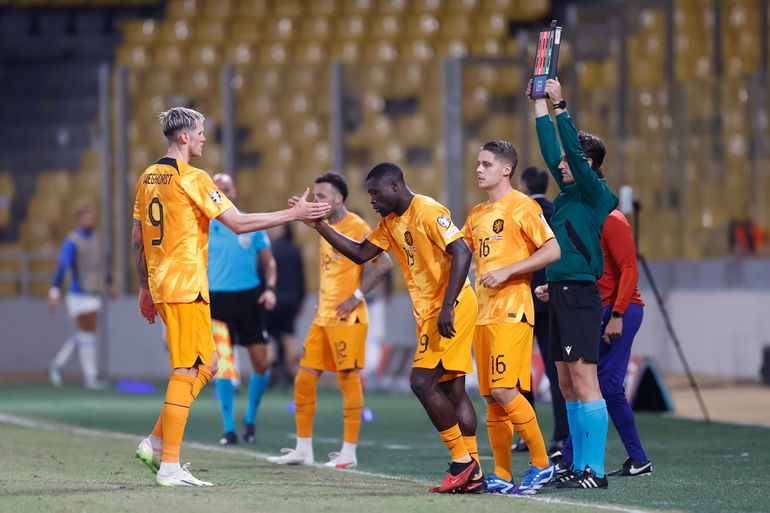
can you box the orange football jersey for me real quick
[132,157,233,303]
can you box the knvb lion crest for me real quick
[493,218,505,234]
[404,231,414,246]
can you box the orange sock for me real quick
[161,372,196,463]
[191,366,213,399]
[294,368,319,438]
[502,394,549,468]
[462,435,481,473]
[151,413,163,439]
[438,424,469,461]
[338,372,363,444]
[486,402,513,481]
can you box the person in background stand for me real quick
[264,223,305,386]
[516,166,569,457]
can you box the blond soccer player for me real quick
[463,140,561,495]
[132,107,329,487]
[268,172,392,469]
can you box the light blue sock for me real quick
[582,399,608,478]
[565,400,585,472]
[216,378,236,434]
[244,371,270,425]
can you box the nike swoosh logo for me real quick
[413,357,424,363]
[491,378,504,383]
[629,462,651,475]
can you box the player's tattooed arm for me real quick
[131,220,149,288]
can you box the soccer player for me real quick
[543,209,652,477]
[463,141,560,495]
[132,107,329,487]
[297,162,483,493]
[208,173,277,446]
[518,166,570,455]
[268,172,393,469]
[47,204,114,390]
[528,78,619,489]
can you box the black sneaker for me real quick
[545,461,580,488]
[243,423,256,444]
[608,457,652,477]
[557,466,608,489]
[219,431,237,445]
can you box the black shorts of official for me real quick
[548,280,603,363]
[210,288,268,346]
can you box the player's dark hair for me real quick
[365,162,405,185]
[578,131,606,178]
[315,172,348,201]
[520,166,549,195]
[482,140,518,176]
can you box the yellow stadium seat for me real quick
[341,0,374,13]
[406,13,441,38]
[166,0,198,18]
[194,19,227,43]
[248,66,284,93]
[447,0,480,11]
[266,17,298,40]
[121,19,158,43]
[226,42,258,66]
[511,0,550,21]
[202,0,233,18]
[371,14,404,38]
[337,15,369,40]
[364,40,399,62]
[301,17,332,41]
[154,44,187,68]
[329,40,363,62]
[273,0,304,17]
[291,116,326,141]
[412,0,445,13]
[280,91,315,115]
[379,0,408,13]
[295,41,328,65]
[308,0,338,15]
[475,13,507,37]
[230,19,263,43]
[401,39,435,61]
[287,67,326,92]
[188,44,222,67]
[441,15,473,38]
[396,113,433,146]
[470,38,503,56]
[158,19,194,43]
[116,44,152,68]
[234,0,268,16]
[260,41,292,66]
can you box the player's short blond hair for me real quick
[158,107,205,139]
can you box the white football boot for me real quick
[156,462,214,487]
[267,448,314,465]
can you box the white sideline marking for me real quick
[0,413,654,513]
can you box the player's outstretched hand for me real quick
[544,78,563,103]
[534,284,549,302]
[138,287,157,324]
[335,295,360,320]
[289,188,330,226]
[437,304,456,339]
[479,268,512,288]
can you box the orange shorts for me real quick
[300,321,368,372]
[412,286,477,376]
[474,322,534,396]
[156,300,216,369]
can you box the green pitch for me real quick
[0,384,767,513]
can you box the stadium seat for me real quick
[371,15,404,39]
[300,17,332,41]
[379,0,408,13]
[406,14,441,38]
[188,44,222,67]
[153,44,187,68]
[337,15,368,40]
[260,42,292,66]
[295,41,328,65]
[166,0,199,19]
[230,19,262,43]
[447,0,480,12]
[194,19,227,44]
[121,19,158,44]
[308,0,338,15]
[266,17,298,40]
[341,0,374,14]
[233,0,268,17]
[273,0,304,17]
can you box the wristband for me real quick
[552,99,567,109]
[611,311,624,318]
[353,288,365,301]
